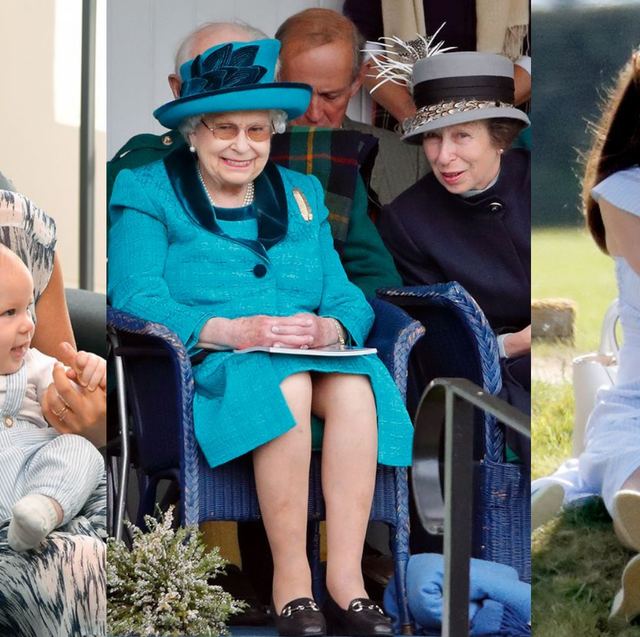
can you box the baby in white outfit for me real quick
[0,244,105,551]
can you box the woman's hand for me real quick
[198,314,341,350]
[503,325,531,358]
[278,314,339,349]
[41,342,107,447]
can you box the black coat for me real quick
[380,148,531,334]
[380,148,531,471]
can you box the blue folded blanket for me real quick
[384,554,531,636]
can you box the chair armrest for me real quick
[107,306,189,355]
[366,298,425,403]
[377,282,501,390]
[107,306,199,522]
[377,283,505,462]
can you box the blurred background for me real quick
[533,0,639,228]
[0,0,106,292]
[532,0,638,351]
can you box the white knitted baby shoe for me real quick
[8,494,60,552]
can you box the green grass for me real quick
[531,382,638,636]
[532,227,616,352]
[531,230,637,634]
[532,501,639,637]
[531,381,574,481]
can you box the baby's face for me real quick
[0,256,35,374]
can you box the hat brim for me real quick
[402,106,530,143]
[154,83,312,129]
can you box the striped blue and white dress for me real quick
[533,167,640,514]
[0,190,106,637]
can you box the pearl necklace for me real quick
[197,164,255,207]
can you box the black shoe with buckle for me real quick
[270,597,327,636]
[323,594,394,636]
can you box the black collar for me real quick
[164,145,288,261]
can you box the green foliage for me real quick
[534,6,640,227]
[107,507,246,636]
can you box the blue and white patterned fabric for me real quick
[533,167,640,514]
[0,192,106,636]
[0,190,56,304]
[0,478,106,637]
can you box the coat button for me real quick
[253,264,267,278]
[489,202,503,213]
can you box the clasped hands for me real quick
[198,313,341,350]
[41,342,107,447]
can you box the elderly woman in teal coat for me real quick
[108,24,411,637]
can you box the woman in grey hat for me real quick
[376,50,531,467]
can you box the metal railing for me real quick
[412,378,531,637]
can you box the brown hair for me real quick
[582,48,640,254]
[487,118,527,150]
[275,9,365,84]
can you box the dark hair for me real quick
[275,9,365,84]
[582,48,640,254]
[487,118,527,150]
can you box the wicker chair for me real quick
[107,297,424,634]
[378,282,531,583]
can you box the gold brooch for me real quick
[293,188,313,222]
[3,415,14,428]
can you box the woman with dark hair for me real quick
[377,50,531,466]
[576,48,640,628]
[533,47,640,627]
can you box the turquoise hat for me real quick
[154,39,312,129]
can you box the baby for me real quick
[0,243,105,551]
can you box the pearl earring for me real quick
[189,145,197,153]
[499,148,505,155]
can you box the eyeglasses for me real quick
[200,119,273,142]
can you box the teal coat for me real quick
[107,128,402,298]
[108,147,412,467]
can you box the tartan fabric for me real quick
[372,102,401,134]
[270,126,378,255]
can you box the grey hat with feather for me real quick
[368,33,530,142]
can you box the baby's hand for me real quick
[58,342,106,391]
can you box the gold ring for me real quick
[54,405,69,421]
[52,404,67,417]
